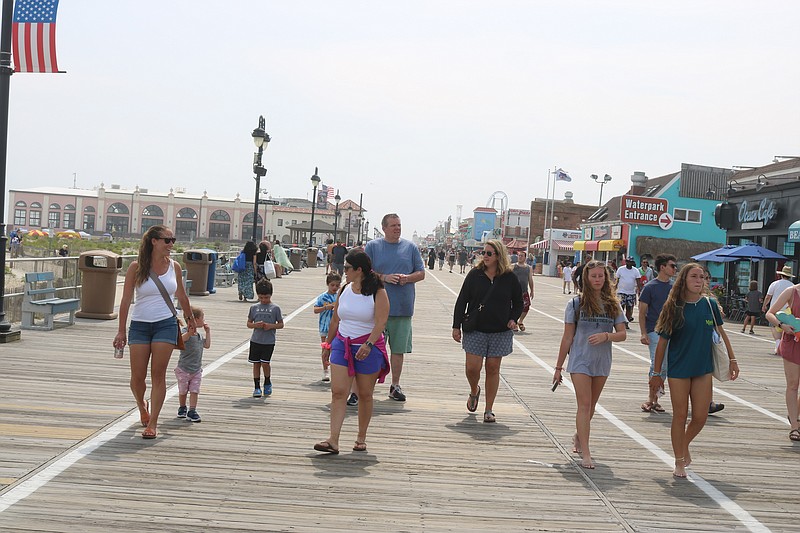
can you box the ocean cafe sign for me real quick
[620,195,668,226]
[738,198,777,230]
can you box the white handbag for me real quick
[707,297,731,382]
[263,260,277,280]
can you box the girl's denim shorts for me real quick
[129,317,178,345]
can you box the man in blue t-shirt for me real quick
[365,214,425,402]
[639,254,677,413]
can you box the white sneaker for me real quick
[322,371,330,382]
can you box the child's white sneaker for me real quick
[322,370,330,382]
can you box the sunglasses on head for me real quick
[157,237,177,244]
[480,250,495,256]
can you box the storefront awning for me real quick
[530,239,574,251]
[573,240,586,251]
[598,239,625,252]
[580,240,599,252]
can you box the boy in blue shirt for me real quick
[248,280,284,397]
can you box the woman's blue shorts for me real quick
[129,317,178,345]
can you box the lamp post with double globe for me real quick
[590,173,612,206]
[251,116,270,242]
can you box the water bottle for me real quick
[114,346,124,359]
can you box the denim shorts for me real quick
[128,317,178,345]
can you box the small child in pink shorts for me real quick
[176,306,211,422]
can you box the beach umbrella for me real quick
[691,245,740,263]
[78,231,91,238]
[716,243,787,260]
[57,230,81,239]
[27,229,48,237]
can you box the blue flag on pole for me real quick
[555,168,572,182]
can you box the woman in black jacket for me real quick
[452,239,523,423]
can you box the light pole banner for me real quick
[12,0,63,73]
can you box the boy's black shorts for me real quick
[249,342,275,363]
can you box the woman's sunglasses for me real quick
[480,250,495,256]
[157,237,177,244]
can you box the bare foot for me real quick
[138,400,150,427]
[571,433,582,454]
[673,457,687,478]
[581,453,595,469]
[684,450,692,468]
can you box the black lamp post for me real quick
[345,211,352,246]
[309,167,321,246]
[590,174,612,206]
[333,190,341,243]
[0,0,18,341]
[251,116,270,242]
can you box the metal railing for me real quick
[3,253,185,324]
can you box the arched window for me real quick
[177,207,198,219]
[48,203,61,228]
[31,202,42,208]
[84,206,95,212]
[107,202,129,214]
[142,205,164,217]
[14,201,26,225]
[64,204,76,211]
[243,212,263,224]
[210,210,230,221]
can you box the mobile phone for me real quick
[551,380,561,392]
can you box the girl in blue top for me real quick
[650,263,738,478]
[314,273,342,382]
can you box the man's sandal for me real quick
[789,429,800,442]
[483,410,496,423]
[353,441,367,452]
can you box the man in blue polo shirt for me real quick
[365,214,425,401]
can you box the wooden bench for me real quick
[21,272,80,331]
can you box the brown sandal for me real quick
[353,441,367,452]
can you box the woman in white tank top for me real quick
[114,225,193,439]
[315,250,390,454]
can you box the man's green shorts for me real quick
[385,316,413,354]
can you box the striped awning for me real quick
[530,239,574,251]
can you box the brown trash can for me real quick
[76,250,123,319]
[184,249,212,296]
[289,248,302,270]
[307,247,318,267]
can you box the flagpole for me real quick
[0,0,20,341]
[549,166,558,235]
[542,168,551,238]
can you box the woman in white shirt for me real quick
[316,250,390,454]
[114,225,193,439]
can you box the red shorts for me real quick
[522,292,531,313]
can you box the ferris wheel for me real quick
[486,191,508,212]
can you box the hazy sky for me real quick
[4,1,799,237]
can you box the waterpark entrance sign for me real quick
[620,195,669,226]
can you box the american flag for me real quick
[12,0,62,73]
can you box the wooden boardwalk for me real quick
[0,265,797,532]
